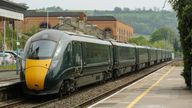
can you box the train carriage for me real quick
[135,46,149,70]
[111,42,136,78]
[156,48,162,63]
[148,47,158,66]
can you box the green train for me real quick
[20,29,172,95]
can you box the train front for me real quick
[20,30,65,95]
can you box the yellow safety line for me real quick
[127,67,175,108]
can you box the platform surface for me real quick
[89,66,191,108]
[0,71,20,88]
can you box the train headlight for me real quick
[50,60,59,70]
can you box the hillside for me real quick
[84,10,178,35]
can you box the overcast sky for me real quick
[13,0,172,11]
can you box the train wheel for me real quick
[131,66,135,72]
[113,69,119,80]
[58,80,69,98]
[135,64,139,72]
[70,80,77,92]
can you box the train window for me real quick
[73,42,82,66]
[119,47,136,60]
[53,41,63,59]
[119,47,128,60]
[138,48,148,61]
[86,43,108,64]
[128,48,136,59]
[27,40,56,59]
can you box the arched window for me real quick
[39,22,51,29]
[104,28,112,34]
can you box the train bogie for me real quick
[112,42,136,77]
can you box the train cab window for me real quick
[72,42,82,66]
[27,40,56,59]
[62,43,72,68]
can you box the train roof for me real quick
[111,41,136,48]
[68,35,111,45]
[30,30,173,51]
[135,45,150,49]
[31,29,111,46]
[30,29,65,42]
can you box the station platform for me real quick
[89,66,191,108]
[0,71,20,88]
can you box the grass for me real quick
[0,64,17,70]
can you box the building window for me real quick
[39,22,51,29]
[104,28,112,34]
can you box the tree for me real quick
[150,27,180,51]
[150,27,176,44]
[152,40,173,50]
[169,0,192,88]
[25,26,39,36]
[128,36,150,46]
[123,7,130,12]
[114,7,122,12]
[37,6,63,12]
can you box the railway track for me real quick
[0,99,24,108]
[0,61,174,108]
[0,78,19,82]
[0,95,58,108]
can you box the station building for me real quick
[0,0,27,49]
[0,0,27,31]
[87,16,134,42]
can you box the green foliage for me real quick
[85,10,178,35]
[114,7,122,12]
[37,6,63,12]
[0,64,16,70]
[25,26,39,36]
[169,0,192,88]
[128,36,173,50]
[0,24,28,50]
[150,27,176,43]
[129,27,179,51]
[150,27,181,51]
[152,40,174,50]
[128,36,151,46]
[0,33,3,50]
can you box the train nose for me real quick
[25,59,51,91]
[25,66,49,90]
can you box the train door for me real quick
[72,41,83,76]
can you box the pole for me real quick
[3,18,6,65]
[15,23,19,75]
[47,11,49,29]
[12,20,14,50]
[163,0,168,9]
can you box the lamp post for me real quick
[3,18,6,65]
[15,23,20,75]
[47,11,49,29]
[11,20,14,50]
